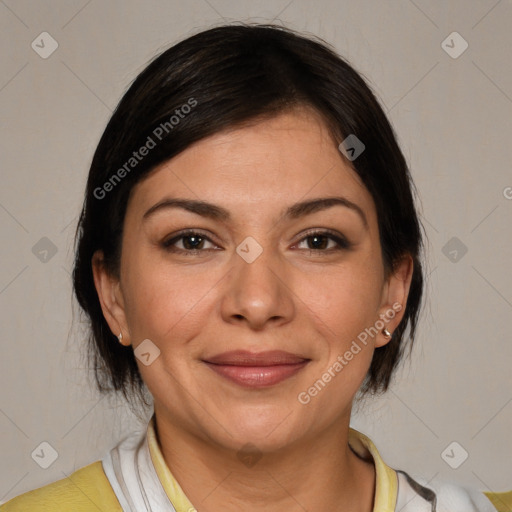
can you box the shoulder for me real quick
[396,470,512,512]
[0,460,122,512]
[484,490,512,512]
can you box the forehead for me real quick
[126,109,377,228]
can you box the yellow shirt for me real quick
[1,416,510,511]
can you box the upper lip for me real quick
[203,350,309,366]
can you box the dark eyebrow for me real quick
[142,196,368,228]
[284,197,367,228]
[143,198,231,222]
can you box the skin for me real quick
[93,107,413,512]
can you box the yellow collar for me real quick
[348,427,398,512]
[147,415,398,512]
[146,415,196,512]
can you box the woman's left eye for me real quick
[294,231,351,252]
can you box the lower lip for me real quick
[204,361,309,388]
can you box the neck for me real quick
[153,410,376,512]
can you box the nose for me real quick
[220,237,295,331]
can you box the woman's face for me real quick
[94,108,412,452]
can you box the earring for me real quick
[117,332,123,343]
[382,328,392,339]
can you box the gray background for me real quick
[1,0,511,504]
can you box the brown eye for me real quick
[162,230,218,253]
[180,233,205,250]
[295,230,351,252]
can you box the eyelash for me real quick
[161,229,352,256]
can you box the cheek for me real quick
[294,257,384,396]
[122,265,213,389]
[121,248,231,352]
[299,260,383,336]
[298,270,380,406]
[121,252,203,342]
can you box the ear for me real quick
[91,250,131,346]
[375,254,414,348]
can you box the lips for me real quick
[202,350,310,388]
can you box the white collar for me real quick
[101,420,176,512]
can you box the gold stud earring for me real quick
[382,328,392,339]
[118,332,123,343]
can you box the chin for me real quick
[209,405,303,451]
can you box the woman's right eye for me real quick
[161,230,219,254]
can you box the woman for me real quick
[2,23,509,512]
